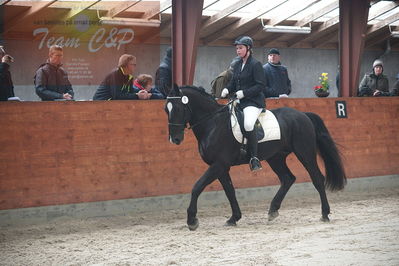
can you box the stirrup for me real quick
[249,157,262,171]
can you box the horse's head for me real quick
[165,85,191,145]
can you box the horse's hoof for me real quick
[268,211,279,221]
[320,216,330,222]
[224,218,237,227]
[188,218,199,231]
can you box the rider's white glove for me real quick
[279,94,288,98]
[236,90,244,99]
[221,88,229,98]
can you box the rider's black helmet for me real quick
[234,36,253,49]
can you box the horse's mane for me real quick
[180,85,221,106]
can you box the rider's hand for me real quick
[279,94,288,98]
[236,90,244,99]
[221,88,229,98]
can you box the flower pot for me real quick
[315,90,329,97]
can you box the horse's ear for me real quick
[168,83,180,97]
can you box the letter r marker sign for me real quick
[335,101,347,118]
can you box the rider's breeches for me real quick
[243,106,262,131]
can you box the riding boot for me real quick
[247,130,262,171]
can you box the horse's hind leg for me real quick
[267,153,296,221]
[293,148,331,222]
[218,171,241,226]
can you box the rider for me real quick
[221,36,266,171]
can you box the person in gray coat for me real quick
[358,59,389,97]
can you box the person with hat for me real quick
[262,48,291,98]
[358,59,389,97]
[220,36,266,171]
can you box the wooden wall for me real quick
[1,98,398,210]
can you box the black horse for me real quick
[165,85,346,231]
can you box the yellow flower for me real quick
[314,72,330,92]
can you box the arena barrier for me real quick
[0,97,398,211]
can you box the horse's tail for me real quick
[305,112,347,191]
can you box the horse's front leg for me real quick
[218,170,241,226]
[187,164,220,231]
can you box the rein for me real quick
[187,98,236,130]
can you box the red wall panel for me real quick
[0,98,398,210]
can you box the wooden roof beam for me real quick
[106,0,142,18]
[63,1,102,20]
[260,0,322,46]
[3,0,57,34]
[203,0,288,44]
[266,0,321,27]
[312,30,338,48]
[295,1,339,27]
[201,0,255,31]
[368,1,399,21]
[365,29,392,48]
[0,0,11,6]
[287,15,339,47]
[142,0,172,19]
[261,1,338,47]
[367,10,399,34]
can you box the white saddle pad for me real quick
[231,109,281,144]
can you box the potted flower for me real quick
[313,72,330,97]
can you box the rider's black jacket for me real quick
[226,54,266,109]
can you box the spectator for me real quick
[358,59,389,97]
[221,36,266,172]
[211,56,240,99]
[155,47,172,97]
[93,54,138,100]
[34,45,74,101]
[263,48,291,98]
[391,73,399,96]
[0,54,15,101]
[133,74,164,100]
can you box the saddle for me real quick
[232,103,265,141]
[229,101,281,144]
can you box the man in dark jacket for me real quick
[0,54,15,101]
[34,45,74,101]
[93,54,138,100]
[154,47,172,97]
[263,48,291,98]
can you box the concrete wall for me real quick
[7,43,399,101]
